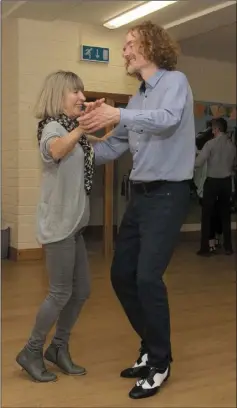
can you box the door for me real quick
[82,95,116,256]
[114,103,133,231]
[84,92,130,258]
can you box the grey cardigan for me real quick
[36,121,89,244]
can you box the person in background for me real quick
[79,21,195,400]
[16,70,104,383]
[194,122,223,252]
[196,120,213,151]
[195,117,235,256]
[196,173,223,252]
[210,200,223,250]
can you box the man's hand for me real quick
[77,98,104,126]
[83,98,105,114]
[78,103,121,133]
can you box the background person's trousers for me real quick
[200,177,232,252]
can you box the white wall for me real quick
[178,55,236,104]
[1,17,236,249]
[2,19,19,247]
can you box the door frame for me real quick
[84,91,130,259]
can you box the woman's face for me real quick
[63,89,86,118]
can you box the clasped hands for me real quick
[77,98,121,134]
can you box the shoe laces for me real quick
[137,367,157,386]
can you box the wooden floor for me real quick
[2,241,236,408]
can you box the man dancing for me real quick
[80,21,195,399]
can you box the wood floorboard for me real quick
[1,241,236,407]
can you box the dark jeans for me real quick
[111,180,190,370]
[201,177,232,251]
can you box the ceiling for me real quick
[2,0,237,63]
[180,22,236,63]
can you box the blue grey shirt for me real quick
[94,69,195,182]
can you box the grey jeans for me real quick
[27,231,90,351]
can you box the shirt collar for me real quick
[216,132,226,139]
[139,69,166,93]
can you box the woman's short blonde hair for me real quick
[35,70,84,119]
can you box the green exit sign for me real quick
[81,45,109,63]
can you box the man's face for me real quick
[122,30,148,74]
[212,126,219,137]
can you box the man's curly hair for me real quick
[126,20,180,80]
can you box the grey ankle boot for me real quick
[44,343,86,376]
[16,346,57,382]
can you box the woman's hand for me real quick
[77,98,105,132]
[78,104,120,133]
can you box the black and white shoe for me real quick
[129,365,170,399]
[120,352,149,378]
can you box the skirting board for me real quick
[8,222,236,261]
[9,247,44,262]
[181,221,237,232]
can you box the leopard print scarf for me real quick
[37,113,94,195]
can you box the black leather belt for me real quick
[131,180,167,194]
[131,179,190,194]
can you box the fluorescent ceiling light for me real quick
[164,0,237,29]
[103,1,178,29]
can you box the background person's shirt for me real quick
[195,133,236,178]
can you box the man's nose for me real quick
[122,47,129,57]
